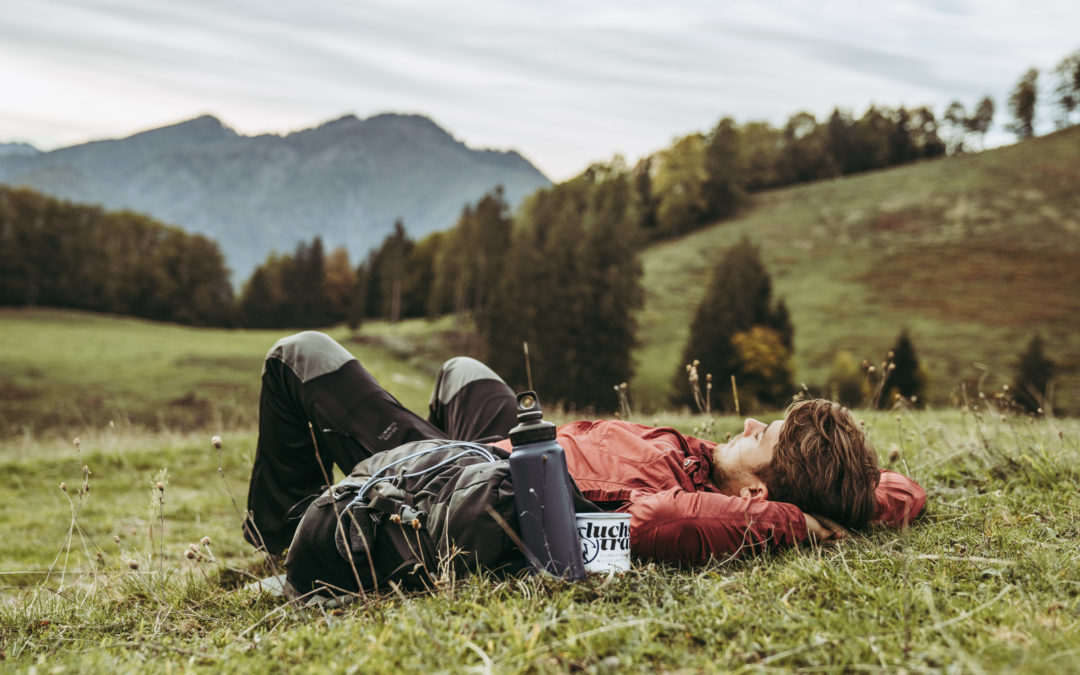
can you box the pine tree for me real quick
[401,231,442,319]
[346,260,369,331]
[483,163,643,410]
[674,237,794,412]
[300,237,331,326]
[702,117,745,220]
[428,189,512,322]
[781,111,837,182]
[1013,334,1055,414]
[878,330,927,408]
[826,108,858,174]
[323,246,357,324]
[363,221,411,323]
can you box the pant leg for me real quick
[244,331,443,552]
[428,356,519,442]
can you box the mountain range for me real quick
[0,114,551,281]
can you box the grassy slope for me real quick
[0,309,463,434]
[633,127,1080,413]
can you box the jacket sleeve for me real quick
[628,487,808,565]
[872,470,927,527]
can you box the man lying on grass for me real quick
[243,332,925,595]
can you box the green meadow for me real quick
[1,381,1078,671]
[0,309,451,435]
[634,125,1080,413]
[3,128,1080,671]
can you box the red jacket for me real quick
[499,420,926,564]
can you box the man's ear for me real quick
[739,481,769,501]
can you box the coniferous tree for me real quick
[346,260,369,331]
[236,237,339,328]
[702,117,745,220]
[484,188,564,393]
[401,231,442,319]
[1013,334,1055,414]
[568,169,644,404]
[429,204,472,317]
[826,108,859,174]
[887,107,917,165]
[484,162,643,410]
[363,221,411,323]
[674,237,794,412]
[738,121,785,190]
[852,106,893,170]
[429,188,512,322]
[632,156,658,233]
[298,237,330,326]
[323,246,357,324]
[781,111,837,182]
[878,330,927,408]
[238,263,281,328]
[467,188,513,326]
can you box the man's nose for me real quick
[743,418,766,436]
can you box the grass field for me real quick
[2,129,1080,671]
[632,126,1080,413]
[0,309,465,435]
[2,401,1078,671]
[1,311,1079,671]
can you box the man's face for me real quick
[710,418,782,499]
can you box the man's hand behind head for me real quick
[761,399,881,530]
[804,513,851,543]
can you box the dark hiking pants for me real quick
[243,331,518,554]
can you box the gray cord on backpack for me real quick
[337,441,499,510]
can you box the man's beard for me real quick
[709,444,734,491]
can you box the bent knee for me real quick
[265,331,355,382]
[432,356,505,405]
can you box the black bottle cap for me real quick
[509,391,557,446]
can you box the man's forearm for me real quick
[627,487,808,565]
[873,470,927,527]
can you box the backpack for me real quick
[286,439,529,595]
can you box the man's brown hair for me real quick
[757,399,880,529]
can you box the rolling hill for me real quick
[632,125,1080,413]
[0,114,551,282]
[1,128,1078,430]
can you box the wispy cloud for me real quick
[1,0,1077,179]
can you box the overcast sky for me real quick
[2,0,1077,180]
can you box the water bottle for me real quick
[508,391,586,580]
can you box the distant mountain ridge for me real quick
[0,114,551,280]
[0,142,39,157]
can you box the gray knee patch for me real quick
[265,331,355,382]
[430,357,506,407]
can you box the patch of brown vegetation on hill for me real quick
[861,243,1080,326]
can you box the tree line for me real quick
[0,185,233,325]
[235,175,643,409]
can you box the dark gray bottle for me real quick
[508,391,586,580]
